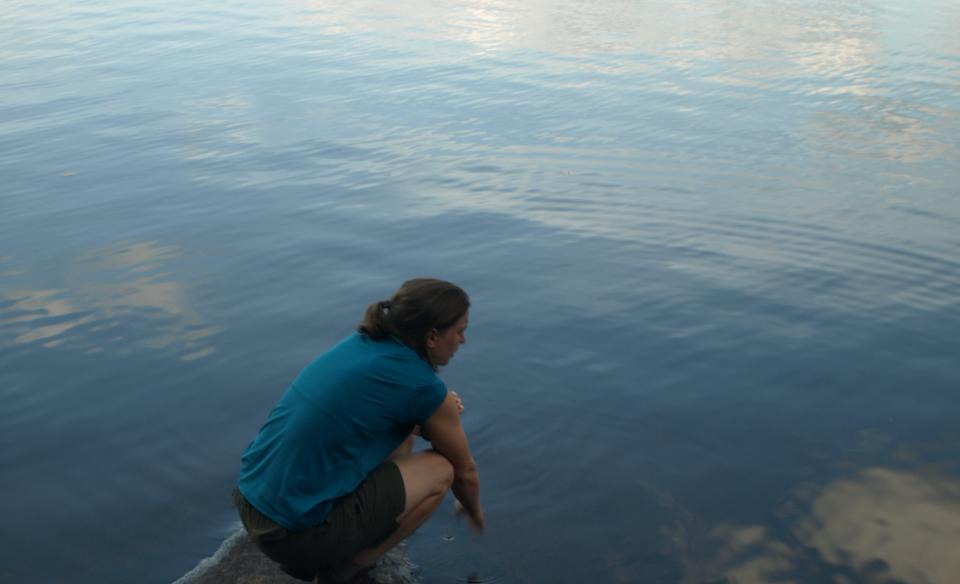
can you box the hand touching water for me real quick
[454,499,486,535]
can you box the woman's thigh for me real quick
[391,450,454,519]
[319,460,407,559]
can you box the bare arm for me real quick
[423,391,484,532]
[414,390,463,438]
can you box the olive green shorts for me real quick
[233,461,405,582]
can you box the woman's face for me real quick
[427,311,469,367]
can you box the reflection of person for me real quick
[233,278,483,583]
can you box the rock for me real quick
[174,528,420,584]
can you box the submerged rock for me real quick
[174,528,419,584]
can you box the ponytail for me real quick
[358,300,392,339]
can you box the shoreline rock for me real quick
[174,529,419,584]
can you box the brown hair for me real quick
[358,278,470,365]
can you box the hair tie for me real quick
[379,300,391,311]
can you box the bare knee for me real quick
[393,451,455,512]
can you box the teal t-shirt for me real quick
[237,333,447,530]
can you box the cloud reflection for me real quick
[696,466,960,584]
[0,289,93,348]
[810,102,957,163]
[0,241,219,360]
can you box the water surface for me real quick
[2,0,959,582]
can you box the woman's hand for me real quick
[454,500,485,535]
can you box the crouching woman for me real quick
[233,278,484,583]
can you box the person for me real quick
[233,278,484,583]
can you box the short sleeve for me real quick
[407,377,447,425]
[368,351,448,426]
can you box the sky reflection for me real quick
[0,241,218,360]
[698,464,960,583]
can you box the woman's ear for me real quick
[425,328,438,349]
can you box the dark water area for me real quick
[2,0,959,582]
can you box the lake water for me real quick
[2,0,959,582]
